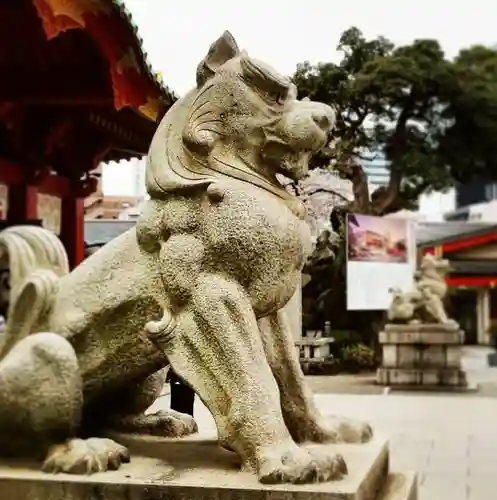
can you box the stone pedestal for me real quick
[376,323,470,390]
[0,433,417,500]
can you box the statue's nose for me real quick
[311,104,335,133]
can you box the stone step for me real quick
[0,433,417,500]
[377,367,469,389]
[378,472,417,500]
[379,329,464,345]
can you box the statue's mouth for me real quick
[274,152,310,182]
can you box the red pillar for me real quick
[60,196,85,269]
[7,184,38,223]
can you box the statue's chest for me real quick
[201,182,311,271]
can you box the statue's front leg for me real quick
[149,273,346,484]
[258,310,373,444]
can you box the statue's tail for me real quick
[0,225,70,360]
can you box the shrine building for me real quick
[418,221,497,345]
[0,0,174,268]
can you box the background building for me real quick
[85,159,148,220]
[362,157,390,188]
[445,177,497,222]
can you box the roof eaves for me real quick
[110,0,178,106]
[417,223,497,248]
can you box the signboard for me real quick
[346,213,416,311]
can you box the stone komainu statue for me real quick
[387,253,454,325]
[0,32,371,484]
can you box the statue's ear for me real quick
[196,31,240,87]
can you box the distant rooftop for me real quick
[416,221,497,246]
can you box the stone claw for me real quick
[256,440,347,484]
[42,438,130,475]
[305,416,373,444]
[115,409,198,438]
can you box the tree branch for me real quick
[372,105,412,214]
[337,159,371,213]
[306,187,351,204]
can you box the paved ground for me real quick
[154,347,497,499]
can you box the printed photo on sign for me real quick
[346,213,416,311]
[347,213,408,264]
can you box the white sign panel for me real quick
[346,213,416,311]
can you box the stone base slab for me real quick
[0,433,416,500]
[379,472,417,500]
[379,330,463,345]
[383,323,459,333]
[377,367,468,388]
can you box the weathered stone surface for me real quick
[381,344,462,369]
[379,472,417,500]
[0,434,416,500]
[377,367,467,387]
[0,31,374,485]
[383,323,460,334]
[380,330,463,345]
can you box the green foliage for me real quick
[440,46,497,183]
[341,343,376,368]
[292,27,497,212]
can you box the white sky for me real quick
[103,0,497,215]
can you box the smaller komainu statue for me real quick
[0,32,371,485]
[387,253,454,325]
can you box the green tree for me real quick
[440,45,497,183]
[294,28,497,349]
[293,27,460,214]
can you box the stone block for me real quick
[446,346,463,367]
[383,323,459,334]
[382,345,398,367]
[379,472,417,500]
[380,345,462,369]
[0,433,416,500]
[379,330,463,345]
[377,368,467,388]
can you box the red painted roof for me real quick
[32,0,175,121]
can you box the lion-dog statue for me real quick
[0,32,371,484]
[387,253,454,325]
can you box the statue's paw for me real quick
[255,440,347,484]
[119,410,198,438]
[299,416,373,443]
[42,438,130,474]
[312,416,373,444]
